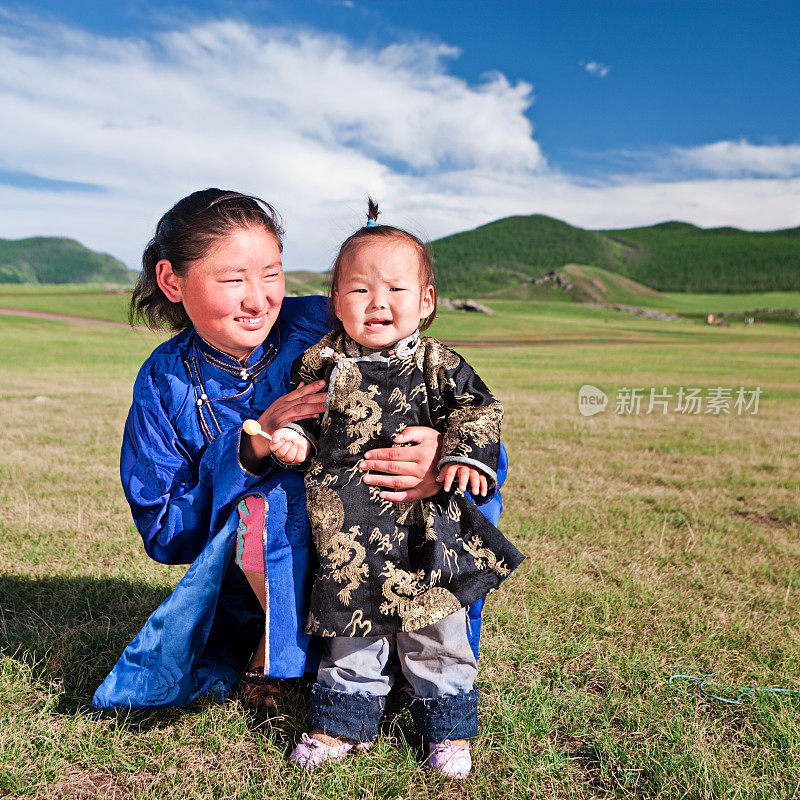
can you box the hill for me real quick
[0,237,133,284]
[536,264,666,305]
[430,215,800,296]
[284,269,328,296]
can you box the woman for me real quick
[92,189,505,710]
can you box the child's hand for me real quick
[437,463,488,496]
[246,380,327,462]
[270,427,311,465]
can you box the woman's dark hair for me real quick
[329,198,437,331]
[130,188,284,330]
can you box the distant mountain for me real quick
[430,215,800,296]
[0,237,133,284]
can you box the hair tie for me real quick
[365,219,377,228]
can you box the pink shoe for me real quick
[426,740,472,779]
[289,733,357,771]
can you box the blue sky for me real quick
[1,1,799,270]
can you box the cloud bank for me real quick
[673,140,800,178]
[0,11,798,271]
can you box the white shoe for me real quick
[289,733,357,771]
[426,740,472,779]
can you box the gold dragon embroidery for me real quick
[306,485,344,551]
[344,385,382,453]
[367,484,395,516]
[330,361,383,454]
[446,493,462,523]
[369,523,406,557]
[462,534,511,577]
[322,524,369,606]
[296,334,338,384]
[441,402,503,460]
[377,562,461,631]
[409,382,427,403]
[388,386,411,415]
[306,485,369,605]
[395,500,425,527]
[378,562,425,619]
[441,541,460,575]
[424,505,438,541]
[343,609,372,636]
[369,526,392,555]
[400,588,462,631]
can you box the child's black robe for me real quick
[288,330,525,638]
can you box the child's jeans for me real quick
[310,608,479,743]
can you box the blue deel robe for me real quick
[92,295,506,710]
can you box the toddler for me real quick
[270,201,524,778]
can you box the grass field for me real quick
[3,281,800,332]
[0,285,131,324]
[1,302,799,799]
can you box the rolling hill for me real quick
[430,215,800,296]
[284,269,328,296]
[0,237,133,284]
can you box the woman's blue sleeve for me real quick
[120,370,275,566]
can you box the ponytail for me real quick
[329,197,438,331]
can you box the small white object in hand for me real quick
[243,419,273,441]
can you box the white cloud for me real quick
[0,12,543,268]
[672,139,800,178]
[581,60,611,78]
[0,12,798,275]
[386,170,800,239]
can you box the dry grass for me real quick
[1,310,799,799]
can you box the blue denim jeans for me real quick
[310,609,480,742]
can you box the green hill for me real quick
[607,222,800,293]
[430,215,800,296]
[284,269,328,296]
[554,264,666,305]
[0,237,133,284]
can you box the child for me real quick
[267,200,524,777]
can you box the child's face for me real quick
[163,226,284,359]
[334,239,435,350]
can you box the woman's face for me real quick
[169,226,285,360]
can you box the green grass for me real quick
[284,270,328,296]
[428,299,800,346]
[5,282,800,339]
[0,283,132,295]
[483,265,800,318]
[0,286,131,323]
[1,307,800,798]
[654,291,800,314]
[6,283,800,336]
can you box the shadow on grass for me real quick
[0,573,173,716]
[0,573,420,747]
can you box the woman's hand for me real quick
[358,426,443,502]
[240,381,326,469]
